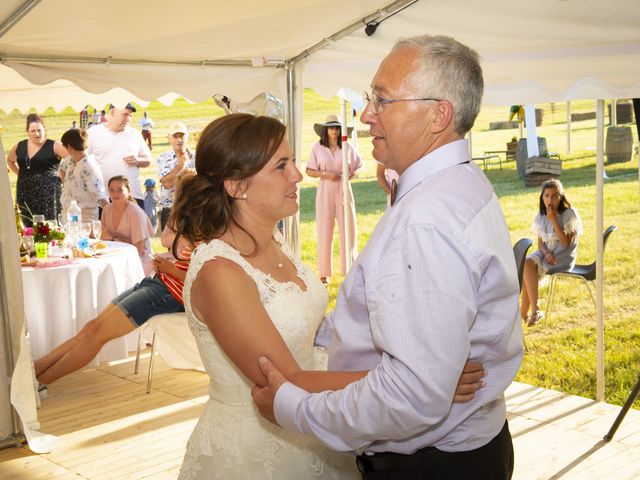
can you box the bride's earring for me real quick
[240,193,248,199]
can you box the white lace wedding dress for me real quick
[178,235,359,480]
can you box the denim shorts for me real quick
[112,276,184,328]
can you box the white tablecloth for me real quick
[21,241,145,364]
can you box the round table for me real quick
[21,241,145,364]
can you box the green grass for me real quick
[3,92,639,408]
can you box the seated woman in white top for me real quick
[101,175,155,275]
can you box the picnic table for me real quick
[473,154,501,171]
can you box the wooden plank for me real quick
[3,358,639,480]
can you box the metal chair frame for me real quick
[513,237,533,350]
[544,225,617,321]
[134,313,189,393]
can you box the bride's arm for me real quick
[192,258,484,398]
[191,257,370,391]
[191,257,302,385]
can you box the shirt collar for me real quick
[393,139,470,206]
[170,148,192,159]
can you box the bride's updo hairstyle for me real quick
[169,113,286,257]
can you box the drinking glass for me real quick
[81,222,92,239]
[91,220,102,240]
[33,214,45,225]
[35,242,48,259]
[57,213,67,228]
[22,235,34,254]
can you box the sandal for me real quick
[526,310,545,327]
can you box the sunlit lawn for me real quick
[2,91,639,408]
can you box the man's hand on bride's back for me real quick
[252,356,287,425]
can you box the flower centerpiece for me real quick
[31,222,65,244]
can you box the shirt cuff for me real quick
[274,381,309,434]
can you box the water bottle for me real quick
[66,200,82,249]
[67,200,82,225]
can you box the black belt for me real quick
[356,445,438,473]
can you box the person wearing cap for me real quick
[156,121,195,231]
[143,178,159,232]
[306,114,363,284]
[87,102,151,209]
[139,111,155,150]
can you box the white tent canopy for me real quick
[1,0,640,108]
[1,0,639,450]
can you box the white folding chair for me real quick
[134,312,204,393]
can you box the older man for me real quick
[87,103,151,208]
[253,34,522,479]
[156,122,195,231]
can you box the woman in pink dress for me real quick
[101,175,155,275]
[306,115,363,284]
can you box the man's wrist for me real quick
[273,381,308,433]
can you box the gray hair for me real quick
[393,35,483,135]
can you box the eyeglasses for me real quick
[363,91,443,115]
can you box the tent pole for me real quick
[0,0,42,39]
[611,99,617,126]
[595,99,605,402]
[566,101,571,155]
[285,62,300,255]
[340,100,352,272]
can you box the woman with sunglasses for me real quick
[306,115,363,284]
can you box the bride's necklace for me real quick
[25,154,31,170]
[272,240,284,269]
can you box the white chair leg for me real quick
[545,275,557,322]
[134,331,142,374]
[146,332,157,394]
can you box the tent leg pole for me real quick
[595,99,605,402]
[604,374,640,442]
[284,62,300,255]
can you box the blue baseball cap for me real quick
[144,178,156,188]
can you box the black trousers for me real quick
[356,421,514,480]
[160,207,171,232]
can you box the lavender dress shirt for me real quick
[275,139,523,455]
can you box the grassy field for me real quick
[2,93,639,408]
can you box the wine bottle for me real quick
[15,203,25,235]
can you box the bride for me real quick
[170,114,483,479]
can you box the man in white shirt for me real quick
[87,103,151,208]
[253,34,523,479]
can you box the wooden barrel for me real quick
[606,126,633,163]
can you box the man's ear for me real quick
[430,100,454,134]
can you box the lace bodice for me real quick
[178,232,358,479]
[183,232,328,401]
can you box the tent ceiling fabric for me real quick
[307,0,640,104]
[0,0,639,109]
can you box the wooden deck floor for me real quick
[1,351,639,479]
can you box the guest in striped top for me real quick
[34,175,196,386]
